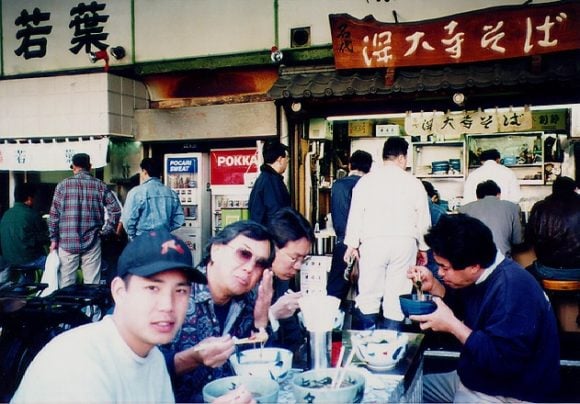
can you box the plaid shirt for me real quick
[49,171,121,254]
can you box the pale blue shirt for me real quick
[122,177,184,239]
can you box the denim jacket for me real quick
[121,177,184,239]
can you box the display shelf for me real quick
[465,132,547,185]
[411,141,466,178]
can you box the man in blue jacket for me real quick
[248,140,291,225]
[409,214,560,402]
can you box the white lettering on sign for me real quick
[168,159,195,173]
[217,154,258,167]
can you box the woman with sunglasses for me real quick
[160,220,275,404]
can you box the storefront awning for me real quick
[268,52,580,100]
[0,137,109,171]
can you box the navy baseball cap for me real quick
[117,229,206,284]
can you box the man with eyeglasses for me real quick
[160,221,275,403]
[248,140,291,225]
[266,207,315,366]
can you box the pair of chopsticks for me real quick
[193,334,268,352]
[331,346,356,389]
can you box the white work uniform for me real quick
[344,162,431,321]
[462,160,522,204]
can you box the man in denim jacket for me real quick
[122,158,184,240]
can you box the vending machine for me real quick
[209,147,259,235]
[164,153,211,267]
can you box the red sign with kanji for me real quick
[210,148,259,185]
[329,2,580,69]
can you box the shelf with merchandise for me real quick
[411,141,466,179]
[465,132,547,185]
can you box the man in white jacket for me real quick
[463,148,522,204]
[344,137,431,330]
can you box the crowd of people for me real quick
[0,140,578,402]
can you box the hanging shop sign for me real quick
[329,2,580,69]
[210,148,259,186]
[0,137,109,171]
[405,109,532,139]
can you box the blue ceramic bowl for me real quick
[202,376,279,403]
[399,293,437,316]
[292,368,366,403]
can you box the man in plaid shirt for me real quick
[49,153,121,287]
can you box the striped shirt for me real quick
[49,171,121,254]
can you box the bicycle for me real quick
[0,282,113,401]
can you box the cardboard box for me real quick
[348,120,373,137]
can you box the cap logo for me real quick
[161,239,185,255]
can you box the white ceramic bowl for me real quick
[229,347,293,381]
[292,368,366,403]
[352,330,408,370]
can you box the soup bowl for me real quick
[229,347,293,381]
[292,368,365,403]
[202,375,279,403]
[399,293,437,317]
[352,330,408,371]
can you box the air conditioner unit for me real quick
[309,118,333,140]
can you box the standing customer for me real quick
[0,183,49,273]
[344,137,430,330]
[11,229,207,403]
[525,176,580,280]
[459,180,523,257]
[48,153,121,287]
[327,150,372,302]
[409,214,559,402]
[122,158,184,240]
[463,148,521,204]
[248,140,291,225]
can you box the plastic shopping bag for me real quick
[40,250,60,297]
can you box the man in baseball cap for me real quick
[12,229,205,402]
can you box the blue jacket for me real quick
[121,177,184,239]
[248,164,291,225]
[447,258,560,401]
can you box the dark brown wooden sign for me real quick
[329,2,580,69]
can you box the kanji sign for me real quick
[330,2,580,69]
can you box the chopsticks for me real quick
[332,347,356,389]
[192,334,268,352]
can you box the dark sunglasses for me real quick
[225,244,270,271]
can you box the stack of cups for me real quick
[299,295,340,369]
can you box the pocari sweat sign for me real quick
[167,157,198,173]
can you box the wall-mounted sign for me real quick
[210,148,259,186]
[330,2,580,69]
[405,109,532,139]
[0,137,109,171]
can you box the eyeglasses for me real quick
[277,247,311,266]
[224,244,270,272]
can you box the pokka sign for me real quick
[210,148,259,186]
[329,2,580,69]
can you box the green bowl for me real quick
[202,376,279,403]
[292,368,365,403]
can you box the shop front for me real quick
[268,1,580,231]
